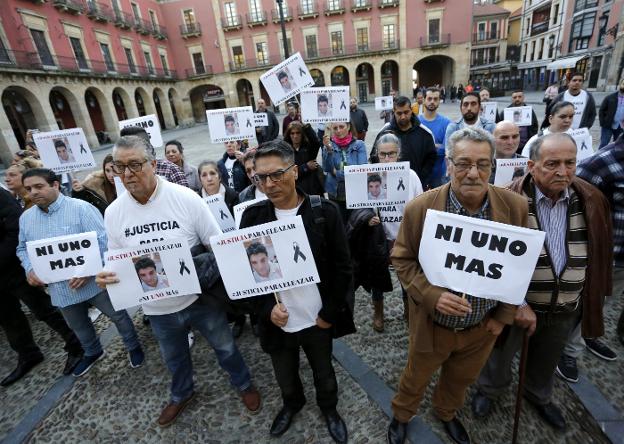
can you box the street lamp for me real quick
[276,0,289,59]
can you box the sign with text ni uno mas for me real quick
[119,114,163,147]
[418,210,545,305]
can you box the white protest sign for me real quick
[119,114,163,147]
[300,87,350,123]
[206,106,256,144]
[210,216,320,299]
[480,102,498,123]
[254,113,269,127]
[260,52,314,106]
[418,210,545,305]
[375,96,393,111]
[204,194,236,233]
[504,106,533,127]
[32,128,96,174]
[113,176,126,196]
[234,196,268,228]
[494,158,529,186]
[105,238,201,310]
[344,162,411,209]
[569,128,594,164]
[26,232,102,284]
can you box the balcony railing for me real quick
[222,15,243,31]
[378,0,399,7]
[472,31,501,44]
[531,21,549,36]
[113,8,133,29]
[325,0,345,15]
[298,3,319,19]
[271,7,293,22]
[53,0,84,14]
[0,49,177,80]
[246,11,267,27]
[152,24,168,40]
[229,40,400,72]
[420,33,451,48]
[133,18,153,35]
[180,22,202,38]
[185,65,214,79]
[86,1,114,22]
[471,57,500,66]
[352,0,372,11]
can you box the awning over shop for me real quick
[546,55,589,71]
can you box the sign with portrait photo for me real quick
[480,102,498,123]
[569,128,594,164]
[119,114,163,147]
[503,106,533,127]
[375,96,394,111]
[234,196,269,228]
[418,210,545,305]
[344,162,411,209]
[260,52,314,105]
[104,239,201,310]
[26,231,103,284]
[493,157,529,186]
[204,194,236,233]
[254,113,269,127]
[206,106,256,143]
[300,87,350,124]
[32,128,96,174]
[210,216,320,300]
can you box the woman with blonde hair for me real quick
[4,157,43,209]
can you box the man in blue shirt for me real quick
[16,168,144,377]
[419,87,451,188]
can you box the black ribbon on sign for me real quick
[246,118,252,127]
[80,144,87,154]
[179,259,191,275]
[397,178,405,191]
[293,242,306,263]
[219,209,228,220]
[299,66,306,76]
[580,141,588,150]
[340,100,346,110]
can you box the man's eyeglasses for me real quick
[111,160,148,174]
[253,164,295,184]
[378,151,398,159]
[448,158,492,173]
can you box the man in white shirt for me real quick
[96,136,260,428]
[549,72,596,129]
[239,140,354,444]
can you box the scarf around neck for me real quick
[332,133,353,149]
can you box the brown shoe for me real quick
[373,300,384,332]
[241,385,261,414]
[157,393,195,427]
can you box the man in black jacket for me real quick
[255,98,280,144]
[0,188,83,386]
[239,140,354,444]
[498,90,539,153]
[350,97,369,141]
[598,78,624,148]
[370,96,437,186]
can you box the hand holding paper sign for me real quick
[96,270,120,288]
[27,270,45,287]
[271,303,289,327]
[436,292,472,317]
[68,277,89,290]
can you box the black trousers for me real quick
[0,280,82,360]
[269,325,338,412]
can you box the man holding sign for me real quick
[16,168,143,378]
[240,141,354,444]
[473,133,613,431]
[95,136,260,427]
[387,128,528,444]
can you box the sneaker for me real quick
[555,354,579,383]
[129,347,145,368]
[187,331,195,349]
[73,351,105,377]
[585,338,617,361]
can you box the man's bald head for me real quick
[493,120,521,159]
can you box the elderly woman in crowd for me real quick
[165,140,200,192]
[218,141,249,193]
[4,157,44,209]
[72,153,117,215]
[198,160,239,214]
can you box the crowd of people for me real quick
[1,72,623,444]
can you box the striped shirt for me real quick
[534,185,570,276]
[16,193,107,308]
[433,189,498,329]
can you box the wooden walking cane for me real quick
[512,330,530,444]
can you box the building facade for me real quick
[0,0,473,167]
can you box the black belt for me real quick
[433,318,486,333]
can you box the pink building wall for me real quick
[405,1,472,46]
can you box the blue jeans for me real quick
[600,126,623,149]
[149,300,251,403]
[59,290,140,357]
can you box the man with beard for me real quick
[444,93,495,149]
[598,78,624,148]
[497,90,538,154]
[419,87,451,188]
